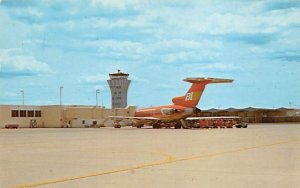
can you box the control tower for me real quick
[107,70,131,108]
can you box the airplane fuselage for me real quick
[135,105,195,123]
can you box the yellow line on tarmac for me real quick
[12,151,176,188]
[12,139,299,188]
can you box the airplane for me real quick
[110,77,234,129]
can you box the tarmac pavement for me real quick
[0,124,299,188]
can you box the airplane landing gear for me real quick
[174,122,182,129]
[152,123,162,129]
[180,119,192,129]
[114,123,121,128]
[136,124,143,128]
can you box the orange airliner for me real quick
[110,77,233,129]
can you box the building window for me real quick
[20,110,27,117]
[11,110,19,117]
[28,110,34,117]
[35,111,41,117]
[82,120,85,124]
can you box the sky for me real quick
[0,0,299,109]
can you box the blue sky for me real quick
[0,0,299,109]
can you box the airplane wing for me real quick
[109,116,160,120]
[186,116,241,120]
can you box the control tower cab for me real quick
[107,70,131,108]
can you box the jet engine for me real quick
[161,108,178,115]
[184,108,194,113]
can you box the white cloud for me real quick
[86,40,146,60]
[154,39,222,52]
[94,15,157,29]
[0,48,52,75]
[161,50,221,64]
[187,9,300,35]
[79,73,108,84]
[162,51,195,63]
[182,63,239,72]
[200,63,239,71]
[85,38,222,63]
[27,7,43,17]
[130,74,149,83]
[91,0,143,9]
[90,0,185,9]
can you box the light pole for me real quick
[96,89,100,107]
[20,90,24,105]
[60,86,64,105]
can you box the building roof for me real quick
[201,107,298,113]
[109,69,129,76]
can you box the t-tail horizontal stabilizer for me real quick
[183,77,233,84]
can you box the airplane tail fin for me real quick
[172,77,233,108]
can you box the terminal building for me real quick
[198,107,300,123]
[0,105,136,128]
